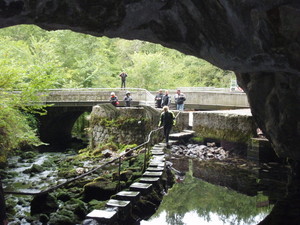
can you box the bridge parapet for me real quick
[41,88,155,107]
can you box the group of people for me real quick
[110,91,132,107]
[155,89,186,111]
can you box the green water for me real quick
[141,176,272,225]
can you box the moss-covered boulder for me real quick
[112,170,133,182]
[48,199,87,225]
[31,193,58,215]
[84,180,118,201]
[24,164,44,174]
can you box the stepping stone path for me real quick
[83,142,167,224]
[169,130,195,140]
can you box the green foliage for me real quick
[0,25,233,91]
[0,24,234,163]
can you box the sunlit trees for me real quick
[0,24,234,163]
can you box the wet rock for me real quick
[102,149,113,158]
[31,193,58,215]
[171,143,229,160]
[112,170,133,182]
[39,214,49,224]
[20,151,38,160]
[24,164,44,174]
[84,180,117,201]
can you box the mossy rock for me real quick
[31,193,58,215]
[112,170,133,182]
[57,168,77,178]
[84,181,117,201]
[64,199,87,219]
[133,198,156,218]
[24,164,44,174]
[48,212,74,225]
[56,192,71,202]
[20,151,38,160]
[39,214,49,224]
[88,199,107,211]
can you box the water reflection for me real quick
[141,176,272,225]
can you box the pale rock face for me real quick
[1,0,300,160]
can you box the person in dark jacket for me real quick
[155,89,164,108]
[110,92,119,107]
[124,91,132,107]
[158,106,176,147]
[119,72,128,89]
[161,90,171,107]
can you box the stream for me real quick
[2,143,289,225]
[141,175,271,225]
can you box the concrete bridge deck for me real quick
[41,88,249,110]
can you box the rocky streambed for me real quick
[170,142,229,160]
[2,145,172,225]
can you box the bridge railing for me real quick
[42,88,155,106]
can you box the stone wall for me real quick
[192,110,257,144]
[90,104,161,148]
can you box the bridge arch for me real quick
[37,106,92,149]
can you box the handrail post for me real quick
[118,157,121,191]
[143,145,147,173]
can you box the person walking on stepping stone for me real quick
[158,106,176,147]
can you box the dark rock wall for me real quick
[1,0,300,160]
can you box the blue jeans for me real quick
[176,104,184,111]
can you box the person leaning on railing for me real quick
[158,106,176,148]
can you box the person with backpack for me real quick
[158,106,176,147]
[123,91,132,107]
[119,72,128,89]
[110,92,119,107]
[174,89,186,111]
[161,90,171,107]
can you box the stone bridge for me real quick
[38,88,249,148]
[42,88,249,109]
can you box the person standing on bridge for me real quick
[155,89,164,108]
[119,71,128,89]
[161,90,171,108]
[174,89,186,111]
[123,91,132,107]
[110,92,119,107]
[158,106,176,147]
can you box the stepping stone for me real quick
[86,209,117,224]
[183,130,195,134]
[150,156,165,162]
[106,199,131,217]
[116,191,140,202]
[146,167,164,172]
[106,199,130,208]
[149,162,165,167]
[139,177,160,184]
[143,171,163,177]
[150,150,164,155]
[129,182,152,194]
[169,132,194,140]
[152,146,164,151]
